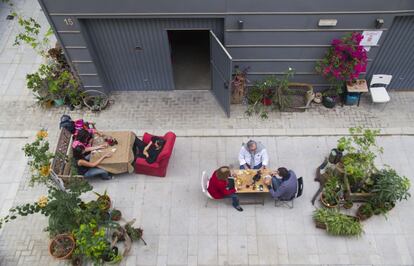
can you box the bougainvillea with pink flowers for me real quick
[316,32,368,93]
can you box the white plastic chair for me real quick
[201,171,213,207]
[369,74,392,110]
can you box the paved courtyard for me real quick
[1,135,414,266]
[1,0,414,265]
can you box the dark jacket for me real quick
[269,170,298,200]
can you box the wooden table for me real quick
[90,131,136,174]
[234,169,272,205]
[346,79,368,106]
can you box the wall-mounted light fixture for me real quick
[237,20,244,29]
[318,19,338,27]
[376,18,384,29]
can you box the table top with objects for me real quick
[90,131,136,174]
[233,169,272,194]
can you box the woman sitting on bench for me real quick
[72,129,107,153]
[73,145,113,180]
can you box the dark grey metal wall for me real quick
[38,0,414,91]
[81,18,223,91]
[367,16,414,90]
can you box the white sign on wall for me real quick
[360,31,383,51]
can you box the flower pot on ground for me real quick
[356,203,374,221]
[94,190,111,211]
[313,208,363,237]
[320,174,341,208]
[322,96,336,108]
[369,168,411,213]
[48,233,76,260]
[231,67,249,104]
[278,82,314,112]
[320,193,339,208]
[261,97,272,106]
[343,200,353,209]
[110,209,122,221]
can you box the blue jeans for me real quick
[223,193,240,208]
[272,177,282,191]
[239,163,262,170]
[84,167,111,180]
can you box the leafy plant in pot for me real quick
[316,32,368,99]
[83,90,109,112]
[369,168,411,215]
[338,127,383,193]
[356,202,374,221]
[110,209,122,221]
[320,174,341,208]
[245,76,278,119]
[48,233,76,260]
[313,208,363,237]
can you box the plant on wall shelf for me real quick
[316,32,368,95]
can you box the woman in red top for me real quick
[207,166,243,212]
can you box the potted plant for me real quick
[320,175,341,208]
[110,209,122,221]
[369,168,411,214]
[245,76,278,119]
[313,208,363,237]
[83,90,109,112]
[313,208,330,229]
[231,66,249,104]
[343,200,353,209]
[356,203,374,221]
[48,233,76,260]
[338,127,383,202]
[316,32,368,98]
[72,221,109,265]
[94,190,111,211]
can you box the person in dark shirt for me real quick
[264,167,298,201]
[73,145,112,180]
[133,136,166,164]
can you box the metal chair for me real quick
[201,170,213,207]
[369,74,392,110]
[275,176,304,208]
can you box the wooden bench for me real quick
[51,128,82,186]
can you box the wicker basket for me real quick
[280,82,314,112]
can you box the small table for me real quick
[346,79,368,106]
[234,169,272,205]
[90,131,136,174]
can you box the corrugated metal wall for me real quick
[367,16,414,90]
[81,18,223,91]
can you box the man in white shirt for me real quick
[238,140,269,170]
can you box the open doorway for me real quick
[167,30,210,90]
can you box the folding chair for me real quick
[275,176,304,208]
[201,171,213,207]
[369,74,392,111]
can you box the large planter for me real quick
[83,90,109,112]
[48,234,75,260]
[280,82,313,112]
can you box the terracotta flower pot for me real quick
[262,98,272,106]
[48,234,75,260]
[320,193,339,208]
